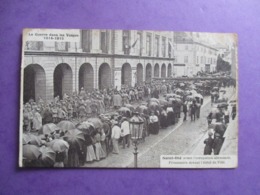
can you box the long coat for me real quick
[204,137,214,155]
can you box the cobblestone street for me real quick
[83,87,236,168]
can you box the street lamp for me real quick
[129,112,144,168]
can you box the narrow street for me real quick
[83,87,236,168]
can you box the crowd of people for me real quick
[203,84,237,155]
[22,77,236,167]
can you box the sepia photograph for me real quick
[20,29,238,168]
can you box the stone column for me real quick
[91,30,102,53]
[114,67,122,90]
[132,67,137,87]
[114,30,124,54]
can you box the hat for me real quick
[208,130,213,136]
[111,119,118,125]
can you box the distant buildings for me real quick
[173,32,218,77]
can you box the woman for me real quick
[160,108,168,129]
[85,133,96,163]
[149,112,159,135]
[100,129,107,157]
[93,130,106,161]
[67,142,80,167]
[166,106,174,126]
[32,108,42,132]
[224,107,230,124]
[203,131,214,155]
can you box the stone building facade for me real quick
[174,38,218,77]
[23,30,175,102]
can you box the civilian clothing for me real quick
[112,138,119,154]
[121,120,130,136]
[111,125,121,139]
[149,115,158,123]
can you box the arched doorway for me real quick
[154,63,159,78]
[167,63,172,77]
[99,63,111,90]
[24,64,46,103]
[53,63,73,99]
[145,63,152,83]
[136,63,143,86]
[121,63,132,87]
[161,63,166,78]
[79,63,94,92]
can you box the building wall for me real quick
[23,29,175,102]
[174,41,218,76]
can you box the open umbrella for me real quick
[47,139,69,152]
[159,99,168,106]
[118,107,131,117]
[209,122,226,137]
[168,97,176,104]
[23,144,41,160]
[219,89,226,93]
[57,120,76,132]
[194,93,203,99]
[124,104,135,111]
[190,90,197,95]
[136,105,148,114]
[87,117,103,130]
[39,146,56,165]
[217,102,228,108]
[27,134,42,146]
[76,122,95,135]
[148,102,160,110]
[186,95,195,101]
[23,133,31,145]
[63,129,85,147]
[150,98,160,104]
[39,123,60,135]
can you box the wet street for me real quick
[83,87,236,168]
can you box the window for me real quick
[154,36,159,57]
[25,41,43,51]
[184,56,188,63]
[82,30,91,52]
[162,37,166,57]
[197,56,199,64]
[168,38,172,58]
[137,32,142,56]
[185,45,188,50]
[100,30,109,53]
[55,42,68,51]
[146,33,151,56]
[123,30,130,55]
[201,56,203,64]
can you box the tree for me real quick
[216,55,231,72]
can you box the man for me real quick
[120,117,130,148]
[111,119,121,154]
[190,103,196,121]
[183,102,187,121]
[32,108,42,132]
[203,131,214,155]
[212,133,223,155]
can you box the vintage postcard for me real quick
[19,29,238,168]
